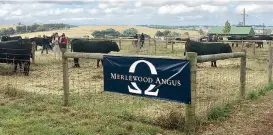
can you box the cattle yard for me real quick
[0,38,271,134]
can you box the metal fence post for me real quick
[185,52,197,135]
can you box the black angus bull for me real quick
[184,39,232,67]
[1,36,22,41]
[70,39,120,68]
[227,36,248,47]
[30,37,52,51]
[0,39,32,75]
[168,37,189,44]
[246,35,273,48]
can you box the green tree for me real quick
[91,30,103,38]
[199,29,204,35]
[155,31,164,37]
[6,27,15,35]
[223,20,231,35]
[122,28,138,36]
[170,32,181,37]
[101,28,121,37]
[184,32,189,38]
[162,30,171,37]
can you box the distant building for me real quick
[208,26,255,36]
[254,28,272,35]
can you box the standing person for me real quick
[41,35,49,54]
[59,33,68,51]
[140,33,145,48]
[137,34,141,49]
[53,32,62,60]
[133,34,138,48]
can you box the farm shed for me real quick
[208,26,255,36]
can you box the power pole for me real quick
[241,8,248,26]
[263,23,265,35]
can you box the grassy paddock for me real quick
[0,41,270,134]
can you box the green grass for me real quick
[0,86,184,135]
[247,82,273,100]
[207,82,273,122]
[206,102,234,121]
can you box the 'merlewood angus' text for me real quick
[110,73,181,87]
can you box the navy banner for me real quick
[103,55,191,104]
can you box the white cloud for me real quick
[60,17,103,21]
[235,4,273,14]
[34,8,84,17]
[199,5,228,13]
[88,9,98,14]
[0,0,270,26]
[98,3,108,9]
[178,15,204,21]
[158,4,195,15]
[158,4,227,15]
[135,1,142,7]
[104,7,120,14]
[10,10,22,16]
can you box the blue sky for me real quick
[0,0,272,26]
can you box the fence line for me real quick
[61,50,252,135]
[1,37,271,134]
[67,37,272,55]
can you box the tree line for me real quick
[91,28,184,38]
[91,28,138,38]
[0,23,76,36]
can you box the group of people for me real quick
[41,32,68,59]
[133,33,145,49]
[207,34,222,42]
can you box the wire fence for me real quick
[0,39,272,132]
[195,41,271,117]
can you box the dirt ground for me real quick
[197,90,273,135]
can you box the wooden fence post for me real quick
[31,43,36,64]
[253,42,256,55]
[154,39,156,54]
[240,49,246,100]
[171,41,174,53]
[241,40,244,50]
[268,42,272,83]
[185,52,197,135]
[61,49,69,106]
[165,39,168,48]
[119,39,122,50]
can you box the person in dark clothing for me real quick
[41,35,49,54]
[133,34,138,48]
[140,33,145,48]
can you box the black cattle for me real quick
[184,39,232,67]
[218,37,223,40]
[29,37,52,51]
[199,36,207,42]
[0,39,32,75]
[246,35,273,48]
[1,36,22,41]
[70,39,120,68]
[227,36,249,47]
[168,37,189,44]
